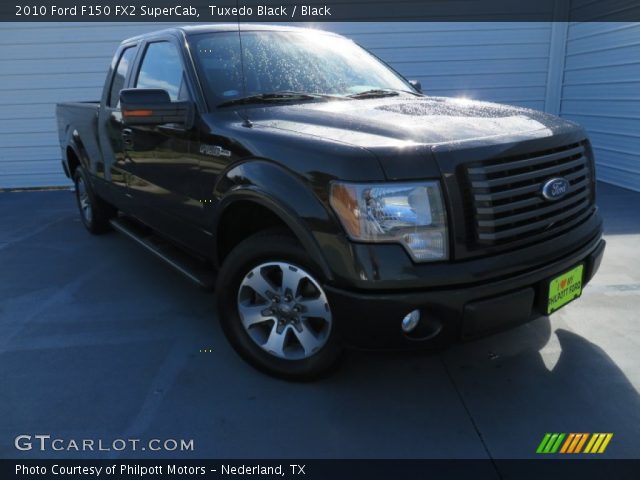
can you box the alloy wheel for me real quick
[76,176,92,224]
[237,262,332,360]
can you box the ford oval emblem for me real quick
[541,177,570,201]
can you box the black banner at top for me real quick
[3,0,640,22]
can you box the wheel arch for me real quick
[211,160,338,282]
[65,131,90,178]
[214,192,334,282]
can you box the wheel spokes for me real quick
[238,301,274,328]
[264,326,288,357]
[77,179,92,222]
[242,269,278,301]
[292,323,323,355]
[281,264,304,296]
[298,297,330,320]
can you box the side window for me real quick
[135,42,187,101]
[108,47,136,108]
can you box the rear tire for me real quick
[73,167,116,234]
[216,231,342,380]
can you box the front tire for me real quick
[216,231,342,380]
[73,167,116,234]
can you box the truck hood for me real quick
[244,95,580,149]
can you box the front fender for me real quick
[210,160,353,282]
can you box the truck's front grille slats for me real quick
[472,170,589,202]
[475,178,590,214]
[477,205,593,241]
[466,144,585,175]
[470,157,586,189]
[464,141,595,246]
[477,189,590,227]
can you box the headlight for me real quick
[330,181,448,262]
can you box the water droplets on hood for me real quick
[220,95,562,148]
[375,96,525,118]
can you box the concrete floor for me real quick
[0,182,638,461]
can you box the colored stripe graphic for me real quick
[559,433,575,453]
[598,433,613,453]
[574,433,589,453]
[536,433,552,453]
[584,434,599,453]
[537,433,565,454]
[544,433,559,453]
[538,433,613,454]
[568,433,581,453]
[550,433,565,453]
[585,433,613,454]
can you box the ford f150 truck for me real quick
[56,25,605,379]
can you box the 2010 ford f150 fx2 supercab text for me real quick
[56,25,605,379]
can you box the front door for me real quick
[98,45,138,210]
[121,40,204,249]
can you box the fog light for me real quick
[401,309,421,333]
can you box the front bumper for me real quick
[327,235,605,350]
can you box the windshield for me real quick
[189,30,414,108]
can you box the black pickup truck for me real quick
[56,24,605,379]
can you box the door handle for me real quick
[121,128,133,148]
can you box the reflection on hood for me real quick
[249,96,568,148]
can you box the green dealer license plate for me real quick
[547,264,584,314]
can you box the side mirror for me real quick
[409,80,422,94]
[120,88,194,129]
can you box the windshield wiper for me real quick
[347,89,401,99]
[217,91,333,108]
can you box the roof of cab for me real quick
[121,24,340,44]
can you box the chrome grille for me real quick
[464,141,594,244]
